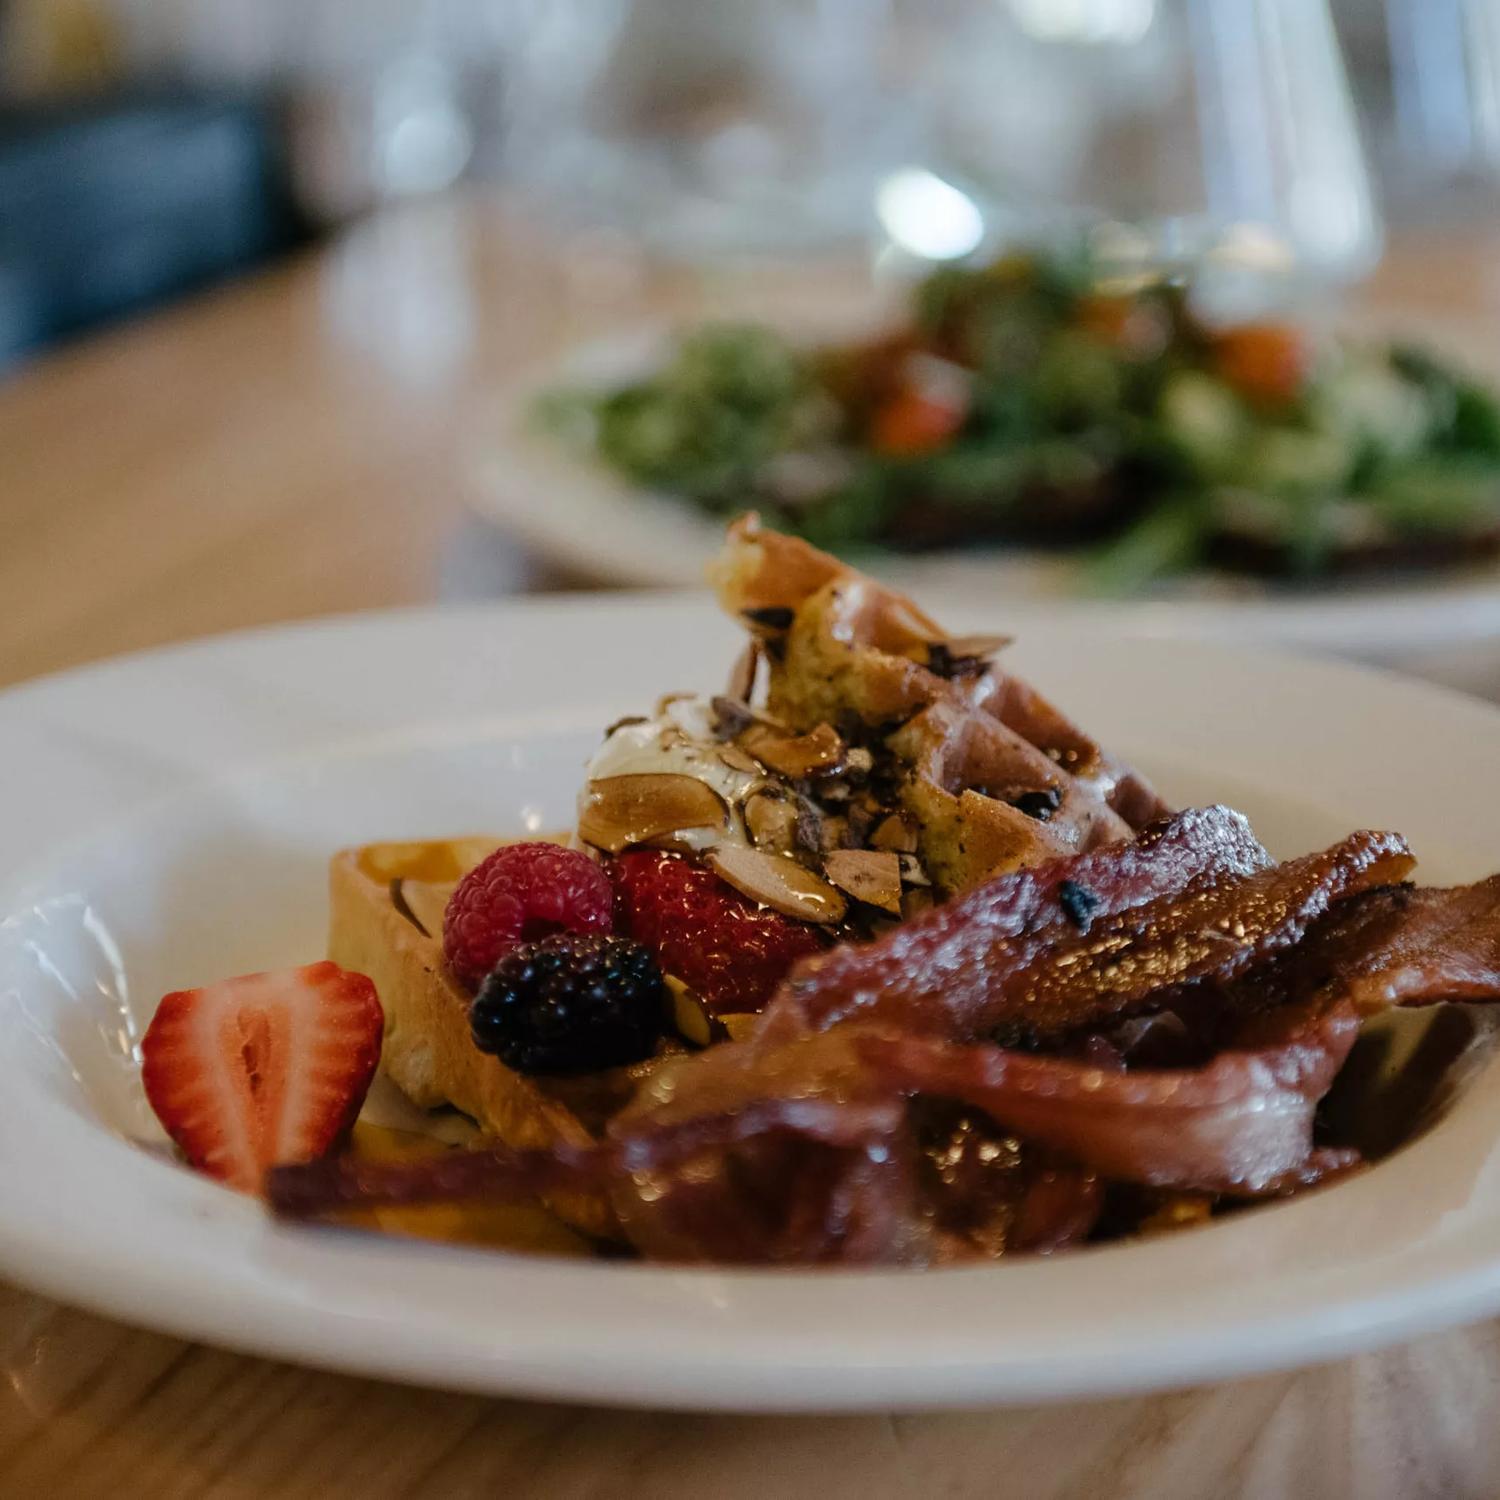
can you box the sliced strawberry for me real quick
[141,961,383,1194]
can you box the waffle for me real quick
[328,520,1168,1237]
[328,838,643,1240]
[710,515,1168,892]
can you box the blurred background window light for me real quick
[875,167,985,260]
[1006,0,1157,47]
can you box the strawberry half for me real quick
[141,961,383,1194]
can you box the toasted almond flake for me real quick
[708,845,847,924]
[739,722,845,780]
[664,975,719,1048]
[719,1013,762,1042]
[744,789,799,852]
[395,878,457,938]
[710,695,757,741]
[578,773,728,854]
[717,744,762,775]
[725,640,760,703]
[654,690,694,717]
[944,633,1011,661]
[882,597,947,653]
[869,811,919,853]
[823,849,903,914]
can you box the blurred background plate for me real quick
[469,315,1500,697]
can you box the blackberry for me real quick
[469,933,668,1075]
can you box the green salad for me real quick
[539,253,1500,590]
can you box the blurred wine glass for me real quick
[912,0,1381,313]
[492,0,920,258]
[490,0,1380,313]
[1380,0,1500,205]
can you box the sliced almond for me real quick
[823,849,903,914]
[708,845,847,924]
[654,690,694,717]
[717,743,762,775]
[869,811,919,853]
[664,975,723,1049]
[739,721,845,780]
[944,633,1011,661]
[578,773,728,854]
[394,878,456,938]
[744,789,799,852]
[725,640,760,704]
[719,1013,762,1042]
[710,695,757,741]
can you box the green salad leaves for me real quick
[540,254,1500,590]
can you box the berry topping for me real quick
[140,961,383,1194]
[610,849,827,1014]
[470,933,668,1075]
[443,842,613,993]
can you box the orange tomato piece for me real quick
[1211,323,1309,408]
[869,388,966,456]
[1075,293,1169,359]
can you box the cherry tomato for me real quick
[869,388,967,456]
[1211,323,1309,409]
[1075,293,1169,359]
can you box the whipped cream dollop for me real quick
[582,696,764,852]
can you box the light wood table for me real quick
[4,195,1500,1498]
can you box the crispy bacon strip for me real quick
[269,830,1500,1260]
[1009,1161,1105,1254]
[772,806,1272,1036]
[268,1097,902,1222]
[854,996,1362,1195]
[973,829,1413,1044]
[1285,877,1500,1014]
[272,995,1355,1233]
[610,1122,922,1265]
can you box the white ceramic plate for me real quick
[467,327,1500,695]
[7,596,1500,1412]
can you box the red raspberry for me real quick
[610,850,827,1014]
[443,843,613,992]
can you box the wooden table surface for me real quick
[5,194,1500,1498]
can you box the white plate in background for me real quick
[467,324,1500,697]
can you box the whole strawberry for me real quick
[443,842,613,992]
[610,849,827,1013]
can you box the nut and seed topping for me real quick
[579,774,729,854]
[708,844,847,924]
[823,849,903,914]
